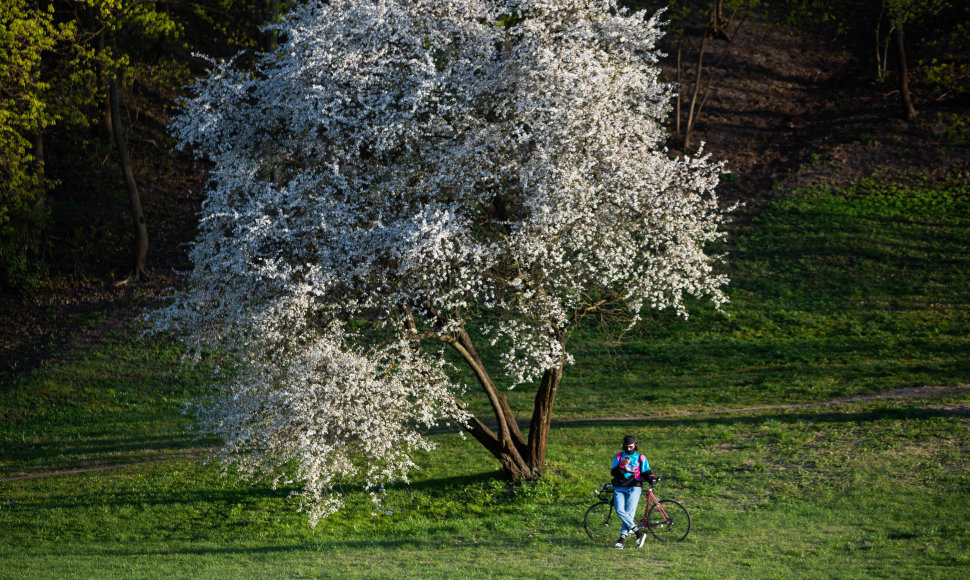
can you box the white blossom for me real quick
[156,0,730,523]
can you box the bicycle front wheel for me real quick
[583,501,616,544]
[646,499,690,542]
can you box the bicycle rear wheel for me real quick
[583,501,616,544]
[645,499,690,542]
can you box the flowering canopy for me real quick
[160,0,729,524]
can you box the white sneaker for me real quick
[615,534,626,549]
[636,530,647,548]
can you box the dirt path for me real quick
[554,385,970,425]
[4,385,967,483]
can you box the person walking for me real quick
[611,435,657,549]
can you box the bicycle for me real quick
[583,479,691,544]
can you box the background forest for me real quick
[2,0,969,356]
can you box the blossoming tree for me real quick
[160,0,730,524]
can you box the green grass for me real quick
[0,336,214,476]
[2,179,969,578]
[2,400,968,578]
[543,177,970,419]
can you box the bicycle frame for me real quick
[639,487,668,528]
[592,484,667,525]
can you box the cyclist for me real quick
[610,435,658,549]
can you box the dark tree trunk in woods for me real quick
[675,42,682,136]
[684,34,707,152]
[265,0,281,51]
[97,28,149,279]
[894,23,917,121]
[710,0,730,40]
[32,134,45,192]
[108,72,149,279]
[95,32,114,141]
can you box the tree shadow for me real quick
[3,483,292,511]
[36,530,598,558]
[552,404,970,432]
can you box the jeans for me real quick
[613,486,642,536]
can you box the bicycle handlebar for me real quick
[594,477,662,495]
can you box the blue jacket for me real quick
[611,451,650,487]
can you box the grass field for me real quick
[2,179,969,578]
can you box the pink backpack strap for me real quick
[616,452,643,480]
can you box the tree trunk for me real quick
[710,0,730,41]
[108,72,149,279]
[32,133,45,193]
[527,366,562,471]
[894,22,917,121]
[96,32,114,139]
[265,0,281,51]
[463,414,538,481]
[446,328,563,481]
[875,0,889,81]
[684,35,707,152]
[675,42,682,136]
[470,367,561,482]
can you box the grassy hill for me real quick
[2,179,968,578]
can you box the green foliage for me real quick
[772,0,970,95]
[883,0,952,27]
[0,0,187,290]
[922,60,970,96]
[181,0,296,56]
[934,112,970,145]
[0,0,291,291]
[65,0,184,105]
[917,5,970,99]
[0,1,71,290]
[781,0,854,29]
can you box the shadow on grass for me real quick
[3,482,294,511]
[554,405,970,432]
[3,470,510,512]
[559,334,970,412]
[0,432,214,476]
[386,470,505,492]
[30,533,597,557]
